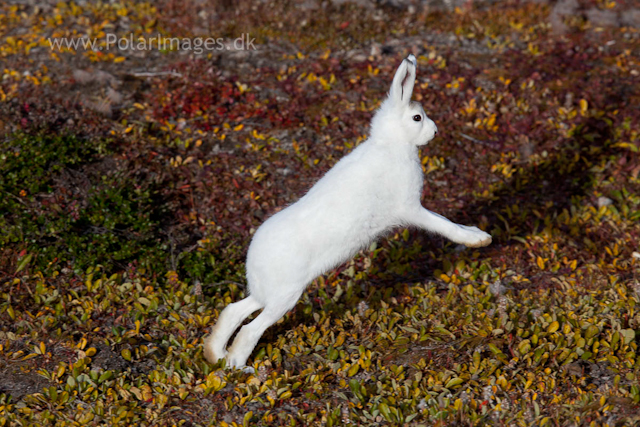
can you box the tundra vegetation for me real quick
[0,0,639,425]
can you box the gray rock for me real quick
[621,9,640,28]
[297,0,320,10]
[550,0,579,35]
[586,8,618,28]
[597,196,613,208]
[332,0,374,8]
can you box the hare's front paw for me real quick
[457,225,492,248]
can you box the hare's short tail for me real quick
[203,295,263,364]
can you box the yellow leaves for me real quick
[496,376,509,390]
[446,77,465,90]
[536,256,546,270]
[524,377,533,389]
[445,377,464,389]
[579,99,588,115]
[569,259,578,270]
[3,69,21,81]
[499,76,511,87]
[453,398,464,411]
[318,76,331,90]
[129,385,152,401]
[470,112,498,132]
[547,321,560,333]
[540,417,552,426]
[419,49,448,69]
[521,78,536,91]
[347,362,360,377]
[421,155,445,175]
[604,243,620,257]
[510,20,524,31]
[485,114,497,130]
[527,42,541,56]
[34,342,46,355]
[169,155,194,167]
[56,365,66,379]
[249,164,267,182]
[463,98,477,115]
[155,393,169,409]
[234,124,244,131]
[585,324,600,339]
[243,411,254,427]
[613,142,639,153]
[77,337,88,350]
[557,106,578,121]
[301,72,335,90]
[85,49,117,63]
[26,74,40,85]
[621,329,635,345]
[236,81,248,94]
[113,56,126,63]
[166,270,179,285]
[490,162,515,179]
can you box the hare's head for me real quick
[371,54,438,146]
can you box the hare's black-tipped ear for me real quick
[389,54,417,106]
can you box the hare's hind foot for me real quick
[203,332,228,364]
[203,295,263,365]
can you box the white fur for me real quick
[203,55,492,368]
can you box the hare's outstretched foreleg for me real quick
[405,207,492,248]
[203,295,263,364]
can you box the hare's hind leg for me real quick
[203,295,263,364]
[225,294,300,368]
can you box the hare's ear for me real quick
[388,54,417,106]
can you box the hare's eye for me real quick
[412,115,422,122]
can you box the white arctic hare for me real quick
[203,54,492,368]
